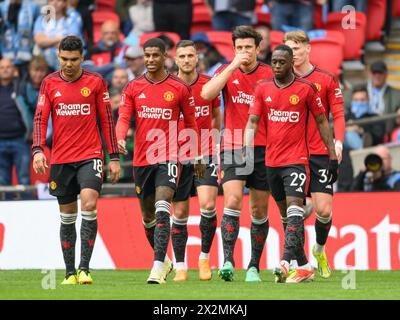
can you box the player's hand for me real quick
[108,160,121,184]
[33,152,48,175]
[230,52,250,70]
[328,159,339,184]
[118,139,128,155]
[194,156,206,179]
[335,140,343,164]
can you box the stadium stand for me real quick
[95,0,116,12]
[139,32,181,48]
[92,11,121,31]
[191,0,213,34]
[270,30,284,50]
[367,0,387,41]
[204,31,235,62]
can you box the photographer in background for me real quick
[351,145,400,191]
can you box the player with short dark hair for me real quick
[284,30,345,279]
[201,25,273,282]
[246,45,338,283]
[116,38,205,284]
[32,35,121,285]
[171,40,221,281]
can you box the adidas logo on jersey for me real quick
[169,178,176,183]
[265,96,272,102]
[325,185,332,189]
[55,91,62,97]
[138,93,146,99]
[295,187,303,192]
[232,79,240,85]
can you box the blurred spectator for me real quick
[15,56,49,143]
[368,61,400,116]
[87,20,123,66]
[110,67,129,91]
[390,106,400,144]
[351,145,400,191]
[33,0,83,71]
[0,58,31,186]
[191,32,226,75]
[69,0,95,51]
[157,34,176,73]
[116,0,135,36]
[267,0,314,31]
[205,0,256,31]
[0,0,41,78]
[330,0,367,13]
[152,0,192,40]
[344,85,386,150]
[129,0,154,35]
[255,25,272,65]
[124,45,145,80]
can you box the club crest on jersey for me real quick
[289,94,300,105]
[163,91,174,102]
[314,83,321,91]
[81,87,91,97]
[135,185,141,194]
[50,181,57,190]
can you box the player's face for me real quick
[144,47,165,74]
[271,50,293,80]
[58,50,83,78]
[233,38,259,66]
[175,46,198,75]
[284,40,310,68]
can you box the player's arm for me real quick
[201,53,249,100]
[96,79,121,184]
[32,80,51,174]
[310,90,339,183]
[211,96,221,131]
[115,83,135,155]
[244,85,263,154]
[328,77,345,163]
[181,89,205,179]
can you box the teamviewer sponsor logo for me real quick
[268,109,300,123]
[232,91,254,105]
[55,103,91,116]
[138,106,173,119]
[195,105,210,117]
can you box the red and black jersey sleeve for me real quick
[327,76,345,143]
[32,78,51,155]
[116,83,135,141]
[96,78,119,159]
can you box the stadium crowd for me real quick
[0,0,399,194]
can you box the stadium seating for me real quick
[270,30,284,50]
[139,32,181,47]
[92,11,121,30]
[309,30,345,76]
[367,0,387,41]
[394,0,400,17]
[313,4,325,30]
[325,11,366,61]
[95,0,116,12]
[191,0,213,34]
[204,31,234,61]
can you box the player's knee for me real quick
[173,208,189,220]
[201,201,216,212]
[81,199,97,212]
[315,203,332,218]
[225,194,242,210]
[250,204,267,219]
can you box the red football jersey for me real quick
[116,73,199,166]
[177,73,220,160]
[249,77,325,167]
[32,70,119,164]
[215,62,273,150]
[296,66,344,155]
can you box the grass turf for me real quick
[0,270,399,300]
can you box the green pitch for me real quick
[0,270,399,300]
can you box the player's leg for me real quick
[171,164,194,282]
[311,192,333,278]
[75,159,103,284]
[219,179,244,281]
[49,163,79,284]
[309,155,334,278]
[171,199,189,281]
[245,188,270,282]
[197,185,218,280]
[59,198,78,285]
[147,162,178,284]
[139,194,156,249]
